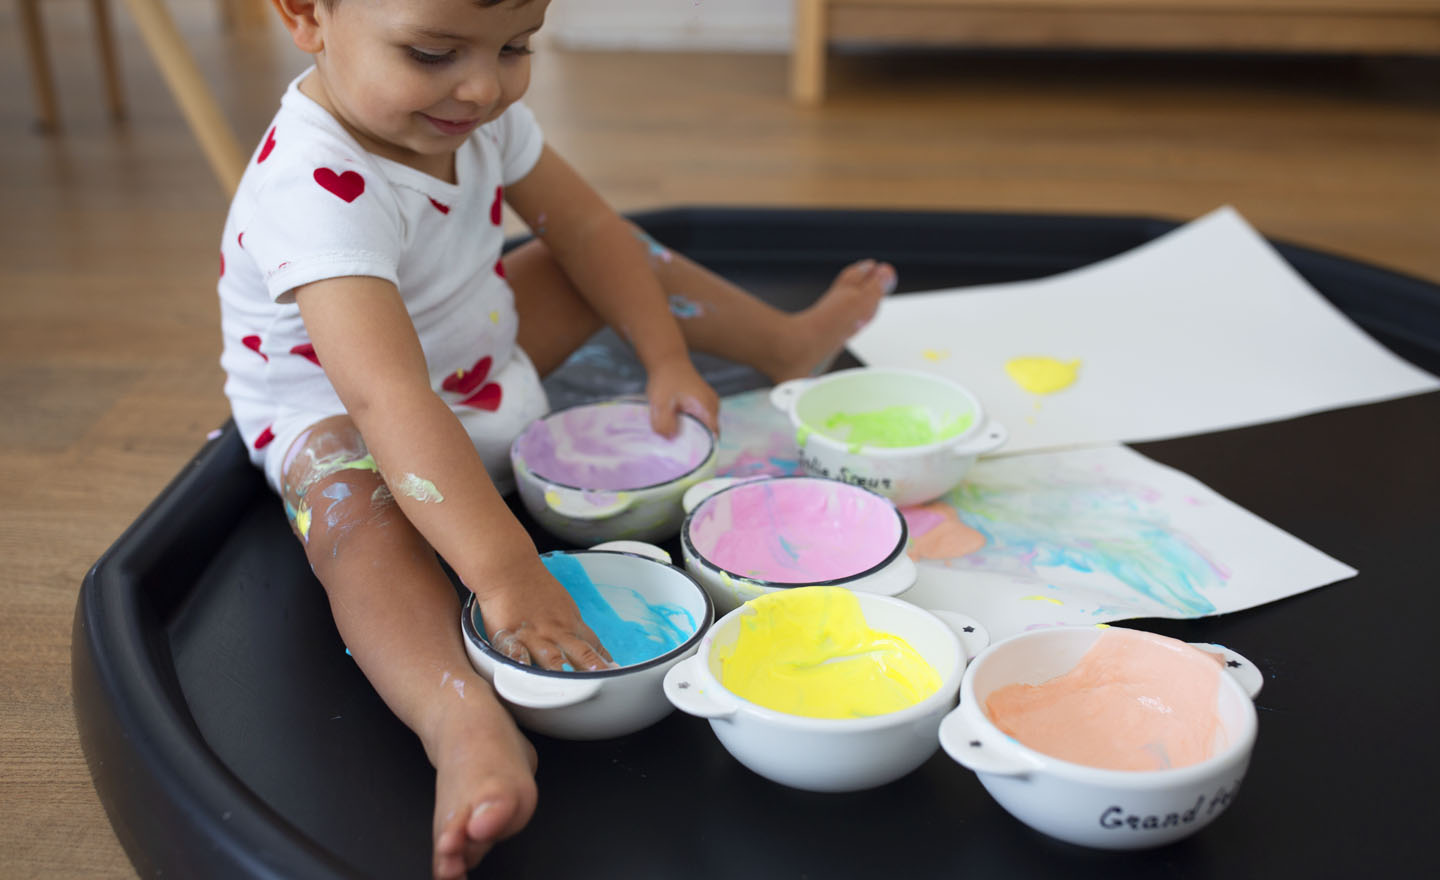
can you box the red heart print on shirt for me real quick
[254,425,275,449]
[442,356,503,411]
[242,335,268,361]
[442,356,493,396]
[291,343,322,367]
[429,197,451,215]
[494,259,506,279]
[489,186,503,225]
[258,126,277,163]
[314,168,365,203]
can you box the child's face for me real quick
[309,0,549,171]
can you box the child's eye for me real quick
[502,42,534,57]
[407,47,455,65]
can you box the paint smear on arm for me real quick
[395,473,444,503]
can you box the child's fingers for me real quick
[490,628,532,666]
[648,395,680,437]
[560,635,615,672]
[677,392,718,433]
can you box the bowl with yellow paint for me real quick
[663,586,989,792]
[938,626,1263,849]
[770,367,1007,506]
[677,475,917,615]
[510,399,718,546]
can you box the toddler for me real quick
[218,1,896,876]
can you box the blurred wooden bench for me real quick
[791,0,1440,102]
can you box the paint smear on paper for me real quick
[904,503,986,560]
[1005,357,1081,394]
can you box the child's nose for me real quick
[456,62,502,109]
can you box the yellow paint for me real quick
[1005,357,1081,394]
[489,310,500,324]
[922,348,950,362]
[719,587,941,719]
[295,504,312,541]
[1022,594,1064,606]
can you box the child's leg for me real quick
[505,222,896,379]
[280,416,537,880]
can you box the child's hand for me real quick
[646,356,720,437]
[478,564,614,672]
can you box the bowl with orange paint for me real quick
[939,626,1263,850]
[663,586,989,792]
[770,367,1008,506]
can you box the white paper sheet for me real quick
[714,390,1358,641]
[846,206,1438,455]
[897,445,1357,640]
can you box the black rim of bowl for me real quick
[510,400,717,492]
[461,549,715,678]
[680,474,910,590]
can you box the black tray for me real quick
[74,208,1440,879]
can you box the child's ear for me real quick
[271,0,326,53]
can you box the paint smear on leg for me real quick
[668,294,705,319]
[634,229,673,263]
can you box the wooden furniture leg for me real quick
[118,0,249,195]
[791,0,829,105]
[91,0,127,120]
[17,0,61,130]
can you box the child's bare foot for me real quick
[428,686,539,879]
[768,259,897,382]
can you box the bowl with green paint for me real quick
[771,367,1007,506]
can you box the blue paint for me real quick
[321,482,352,528]
[540,552,696,667]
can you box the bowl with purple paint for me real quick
[510,399,718,545]
[461,546,714,740]
[679,475,918,615]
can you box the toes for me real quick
[839,258,877,285]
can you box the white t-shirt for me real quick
[217,70,549,494]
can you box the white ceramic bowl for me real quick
[462,548,714,740]
[663,590,989,792]
[771,367,1007,506]
[510,399,718,545]
[677,475,918,616]
[938,626,1263,850]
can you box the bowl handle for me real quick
[768,378,812,414]
[493,665,603,710]
[589,540,673,564]
[681,476,744,514]
[938,707,1038,777]
[857,554,919,599]
[1189,642,1265,700]
[949,420,1008,457]
[929,610,990,664]
[542,485,636,521]
[663,656,739,720]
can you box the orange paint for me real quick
[904,502,986,560]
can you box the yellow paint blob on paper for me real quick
[719,587,942,719]
[922,348,951,362]
[1022,594,1064,606]
[1006,356,1081,394]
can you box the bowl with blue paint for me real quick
[510,399,718,545]
[771,367,1008,506]
[461,546,714,740]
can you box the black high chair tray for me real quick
[74,208,1440,879]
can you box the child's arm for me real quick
[504,146,719,436]
[293,277,611,671]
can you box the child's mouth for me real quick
[423,114,480,136]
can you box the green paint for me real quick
[823,405,974,449]
[796,425,813,447]
[396,473,444,503]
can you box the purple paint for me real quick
[514,400,712,490]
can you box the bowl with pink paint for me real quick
[663,586,989,792]
[678,475,918,615]
[770,366,1008,506]
[510,399,718,545]
[938,626,1263,850]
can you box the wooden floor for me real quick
[3,2,1437,877]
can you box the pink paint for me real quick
[514,401,712,490]
[687,478,903,583]
[985,629,1226,771]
